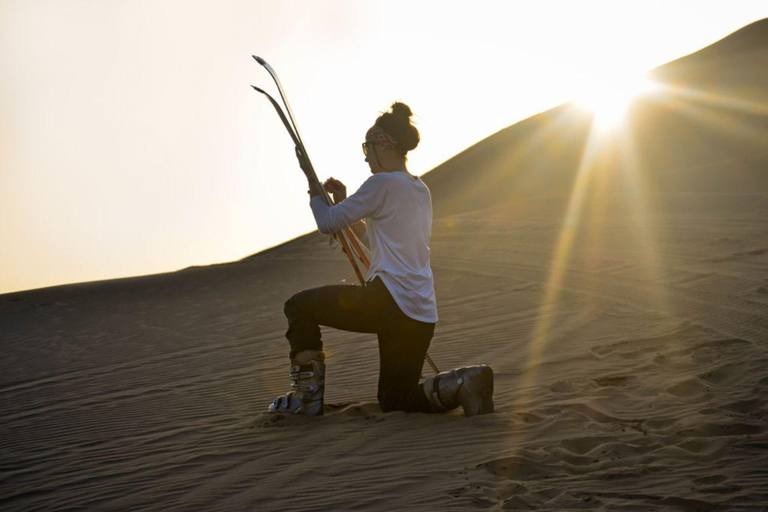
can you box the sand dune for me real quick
[2,19,768,511]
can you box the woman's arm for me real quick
[350,219,366,240]
[296,149,380,236]
[317,180,368,242]
[309,177,382,235]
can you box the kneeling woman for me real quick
[269,102,493,416]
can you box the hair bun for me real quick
[374,102,420,156]
[390,102,413,119]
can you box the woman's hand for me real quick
[323,177,347,204]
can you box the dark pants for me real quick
[283,276,437,413]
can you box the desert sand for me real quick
[1,19,767,511]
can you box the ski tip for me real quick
[252,55,266,65]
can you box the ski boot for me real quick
[423,365,494,416]
[268,350,326,416]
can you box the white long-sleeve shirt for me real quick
[309,171,438,323]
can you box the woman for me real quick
[269,102,493,416]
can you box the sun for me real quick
[575,72,661,131]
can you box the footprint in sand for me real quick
[677,422,763,437]
[477,456,569,481]
[560,436,614,455]
[549,379,580,393]
[697,361,748,386]
[666,378,709,398]
[718,398,763,415]
[693,474,742,495]
[592,375,634,387]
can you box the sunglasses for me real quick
[362,141,376,156]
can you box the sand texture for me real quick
[2,18,768,512]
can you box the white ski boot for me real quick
[423,365,494,416]
[268,350,326,416]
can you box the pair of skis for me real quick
[250,56,370,285]
[251,56,439,375]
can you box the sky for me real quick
[1,1,767,295]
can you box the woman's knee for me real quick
[284,291,308,319]
[377,390,404,413]
[283,295,297,317]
